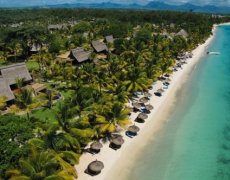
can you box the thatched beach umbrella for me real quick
[139,97,148,103]
[111,136,125,146]
[135,113,148,123]
[110,136,125,149]
[138,113,148,120]
[87,160,104,175]
[127,125,140,135]
[145,104,154,111]
[90,141,103,152]
[157,89,165,93]
[132,102,141,109]
[144,92,152,97]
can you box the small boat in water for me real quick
[207,51,220,55]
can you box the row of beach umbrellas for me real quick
[87,123,140,175]
[86,91,156,176]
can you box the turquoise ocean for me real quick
[126,25,230,180]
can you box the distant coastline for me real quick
[1,2,230,14]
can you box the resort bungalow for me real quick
[69,47,92,64]
[176,29,188,39]
[91,40,108,53]
[0,63,32,88]
[105,35,114,44]
[0,77,15,104]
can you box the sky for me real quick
[0,0,229,7]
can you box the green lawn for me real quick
[30,89,74,123]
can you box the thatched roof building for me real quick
[176,29,188,38]
[0,63,32,86]
[69,47,91,63]
[105,35,114,43]
[0,77,15,101]
[92,40,108,53]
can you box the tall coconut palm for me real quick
[111,83,129,103]
[94,71,108,94]
[6,149,77,180]
[100,102,130,134]
[8,40,21,63]
[15,78,25,92]
[80,63,97,83]
[124,66,148,94]
[56,103,73,132]
[16,88,33,109]
[42,124,81,154]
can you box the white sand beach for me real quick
[75,24,218,180]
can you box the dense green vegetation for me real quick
[0,8,229,179]
[0,115,33,176]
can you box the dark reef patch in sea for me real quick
[215,118,230,179]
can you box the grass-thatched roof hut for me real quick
[105,35,114,44]
[176,29,188,38]
[0,77,15,102]
[0,63,32,86]
[92,40,108,53]
[69,47,91,63]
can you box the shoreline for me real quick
[75,24,219,180]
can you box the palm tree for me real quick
[6,149,77,180]
[41,124,81,154]
[100,102,130,135]
[8,40,21,63]
[80,63,97,83]
[124,66,148,94]
[70,87,94,117]
[111,84,129,103]
[16,88,33,109]
[94,71,108,94]
[56,103,73,132]
[15,78,25,92]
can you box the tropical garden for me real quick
[0,8,229,179]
